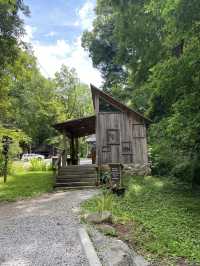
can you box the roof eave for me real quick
[90,84,152,124]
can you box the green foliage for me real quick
[100,171,111,184]
[0,0,29,72]
[0,170,53,202]
[0,49,93,152]
[83,0,200,185]
[0,0,93,153]
[0,154,5,176]
[83,176,200,264]
[54,65,93,121]
[29,158,52,172]
[0,127,30,176]
[0,154,12,177]
[84,190,114,214]
[96,191,114,213]
[10,161,26,174]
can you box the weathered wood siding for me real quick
[96,110,148,165]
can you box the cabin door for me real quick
[107,128,120,163]
[98,113,122,164]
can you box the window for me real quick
[107,129,120,145]
[99,97,121,112]
[122,141,132,154]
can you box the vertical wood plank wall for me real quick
[95,94,148,166]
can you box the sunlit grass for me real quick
[83,175,200,265]
[0,168,53,202]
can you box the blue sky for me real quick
[23,0,102,85]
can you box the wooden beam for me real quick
[95,93,100,167]
[71,135,76,165]
[75,137,79,165]
[62,132,67,167]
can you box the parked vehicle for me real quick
[21,153,45,161]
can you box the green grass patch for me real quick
[0,170,53,202]
[83,176,200,265]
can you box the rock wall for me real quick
[122,163,151,176]
[100,163,151,176]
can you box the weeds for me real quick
[83,175,200,265]
[29,158,52,171]
[96,190,114,213]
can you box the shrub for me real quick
[0,154,4,176]
[0,154,12,176]
[170,160,192,182]
[29,158,51,171]
[96,190,114,213]
[100,171,111,185]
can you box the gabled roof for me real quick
[90,84,151,124]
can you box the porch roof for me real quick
[53,115,96,138]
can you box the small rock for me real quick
[84,211,112,224]
[108,240,137,266]
[97,224,117,236]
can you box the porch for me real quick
[53,115,97,188]
[53,115,96,167]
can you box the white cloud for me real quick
[33,40,71,77]
[45,31,57,37]
[23,25,37,43]
[65,36,102,86]
[76,0,95,30]
[23,25,102,86]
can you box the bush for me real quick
[100,171,111,185]
[29,158,52,171]
[96,190,114,213]
[149,142,175,177]
[0,154,4,176]
[0,154,12,176]
[170,160,192,182]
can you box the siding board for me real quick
[97,111,148,166]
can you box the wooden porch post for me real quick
[95,93,99,167]
[70,135,76,165]
[75,137,79,165]
[62,131,67,167]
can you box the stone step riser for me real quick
[55,182,96,187]
[56,178,96,183]
[60,165,96,170]
[58,172,96,176]
[58,173,97,178]
[56,165,97,188]
[54,186,96,190]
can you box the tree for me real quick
[82,0,200,184]
[54,65,93,121]
[0,0,30,136]
[0,0,30,73]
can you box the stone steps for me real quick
[55,165,97,188]
[56,177,96,182]
[54,186,96,190]
[57,174,96,179]
[55,182,96,187]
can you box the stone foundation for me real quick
[122,163,151,176]
[99,163,151,176]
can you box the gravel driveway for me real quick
[0,190,97,266]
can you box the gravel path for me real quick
[0,190,98,266]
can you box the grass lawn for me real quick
[83,176,200,265]
[0,170,53,202]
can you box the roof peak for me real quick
[90,84,151,123]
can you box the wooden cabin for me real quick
[91,85,151,167]
[53,85,151,188]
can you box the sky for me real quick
[23,0,102,86]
